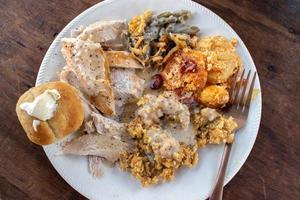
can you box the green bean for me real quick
[159,27,167,37]
[157,16,178,26]
[174,25,200,35]
[157,11,173,18]
[144,26,160,41]
[165,23,176,33]
[128,10,200,67]
[173,10,191,19]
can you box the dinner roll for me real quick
[16,82,84,145]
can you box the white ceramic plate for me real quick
[37,0,262,199]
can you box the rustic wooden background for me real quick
[0,0,299,199]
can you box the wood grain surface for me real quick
[0,0,299,199]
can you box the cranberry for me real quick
[150,74,164,89]
[180,59,198,74]
[174,88,183,96]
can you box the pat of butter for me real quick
[20,89,61,121]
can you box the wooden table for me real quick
[1,0,299,199]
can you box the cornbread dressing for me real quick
[193,108,238,147]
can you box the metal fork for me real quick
[208,69,257,200]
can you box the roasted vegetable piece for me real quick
[195,85,229,108]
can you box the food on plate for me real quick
[135,91,190,129]
[128,10,153,37]
[88,156,104,177]
[196,36,242,84]
[16,82,84,145]
[120,141,198,186]
[79,111,135,169]
[195,85,229,108]
[59,66,82,91]
[149,74,164,89]
[85,112,128,140]
[193,108,238,147]
[60,66,145,118]
[106,51,143,69]
[70,26,85,38]
[59,66,102,120]
[161,48,207,92]
[119,91,198,186]
[110,68,145,116]
[61,38,115,115]
[127,10,200,66]
[121,120,198,186]
[16,9,250,187]
[62,134,132,164]
[77,20,127,50]
[110,68,145,103]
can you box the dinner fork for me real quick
[208,69,257,200]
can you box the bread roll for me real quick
[16,82,84,145]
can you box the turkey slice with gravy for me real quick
[111,68,145,102]
[61,38,115,115]
[110,68,145,116]
[86,112,128,140]
[77,20,126,50]
[59,66,100,120]
[62,134,131,163]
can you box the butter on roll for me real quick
[16,82,84,145]
[20,89,61,131]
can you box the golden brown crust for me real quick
[97,52,115,115]
[106,51,143,69]
[196,36,242,84]
[91,92,115,116]
[90,53,115,116]
[16,82,84,145]
[195,85,229,108]
[16,87,57,145]
[161,48,208,93]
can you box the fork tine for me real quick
[233,69,245,106]
[229,69,240,103]
[237,70,251,108]
[243,72,256,112]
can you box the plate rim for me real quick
[37,0,262,199]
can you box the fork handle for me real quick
[209,143,232,200]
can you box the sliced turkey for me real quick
[62,134,130,163]
[110,68,145,116]
[106,51,143,69]
[88,156,104,178]
[90,112,127,139]
[59,66,100,120]
[111,68,145,102]
[61,38,115,115]
[78,20,126,50]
